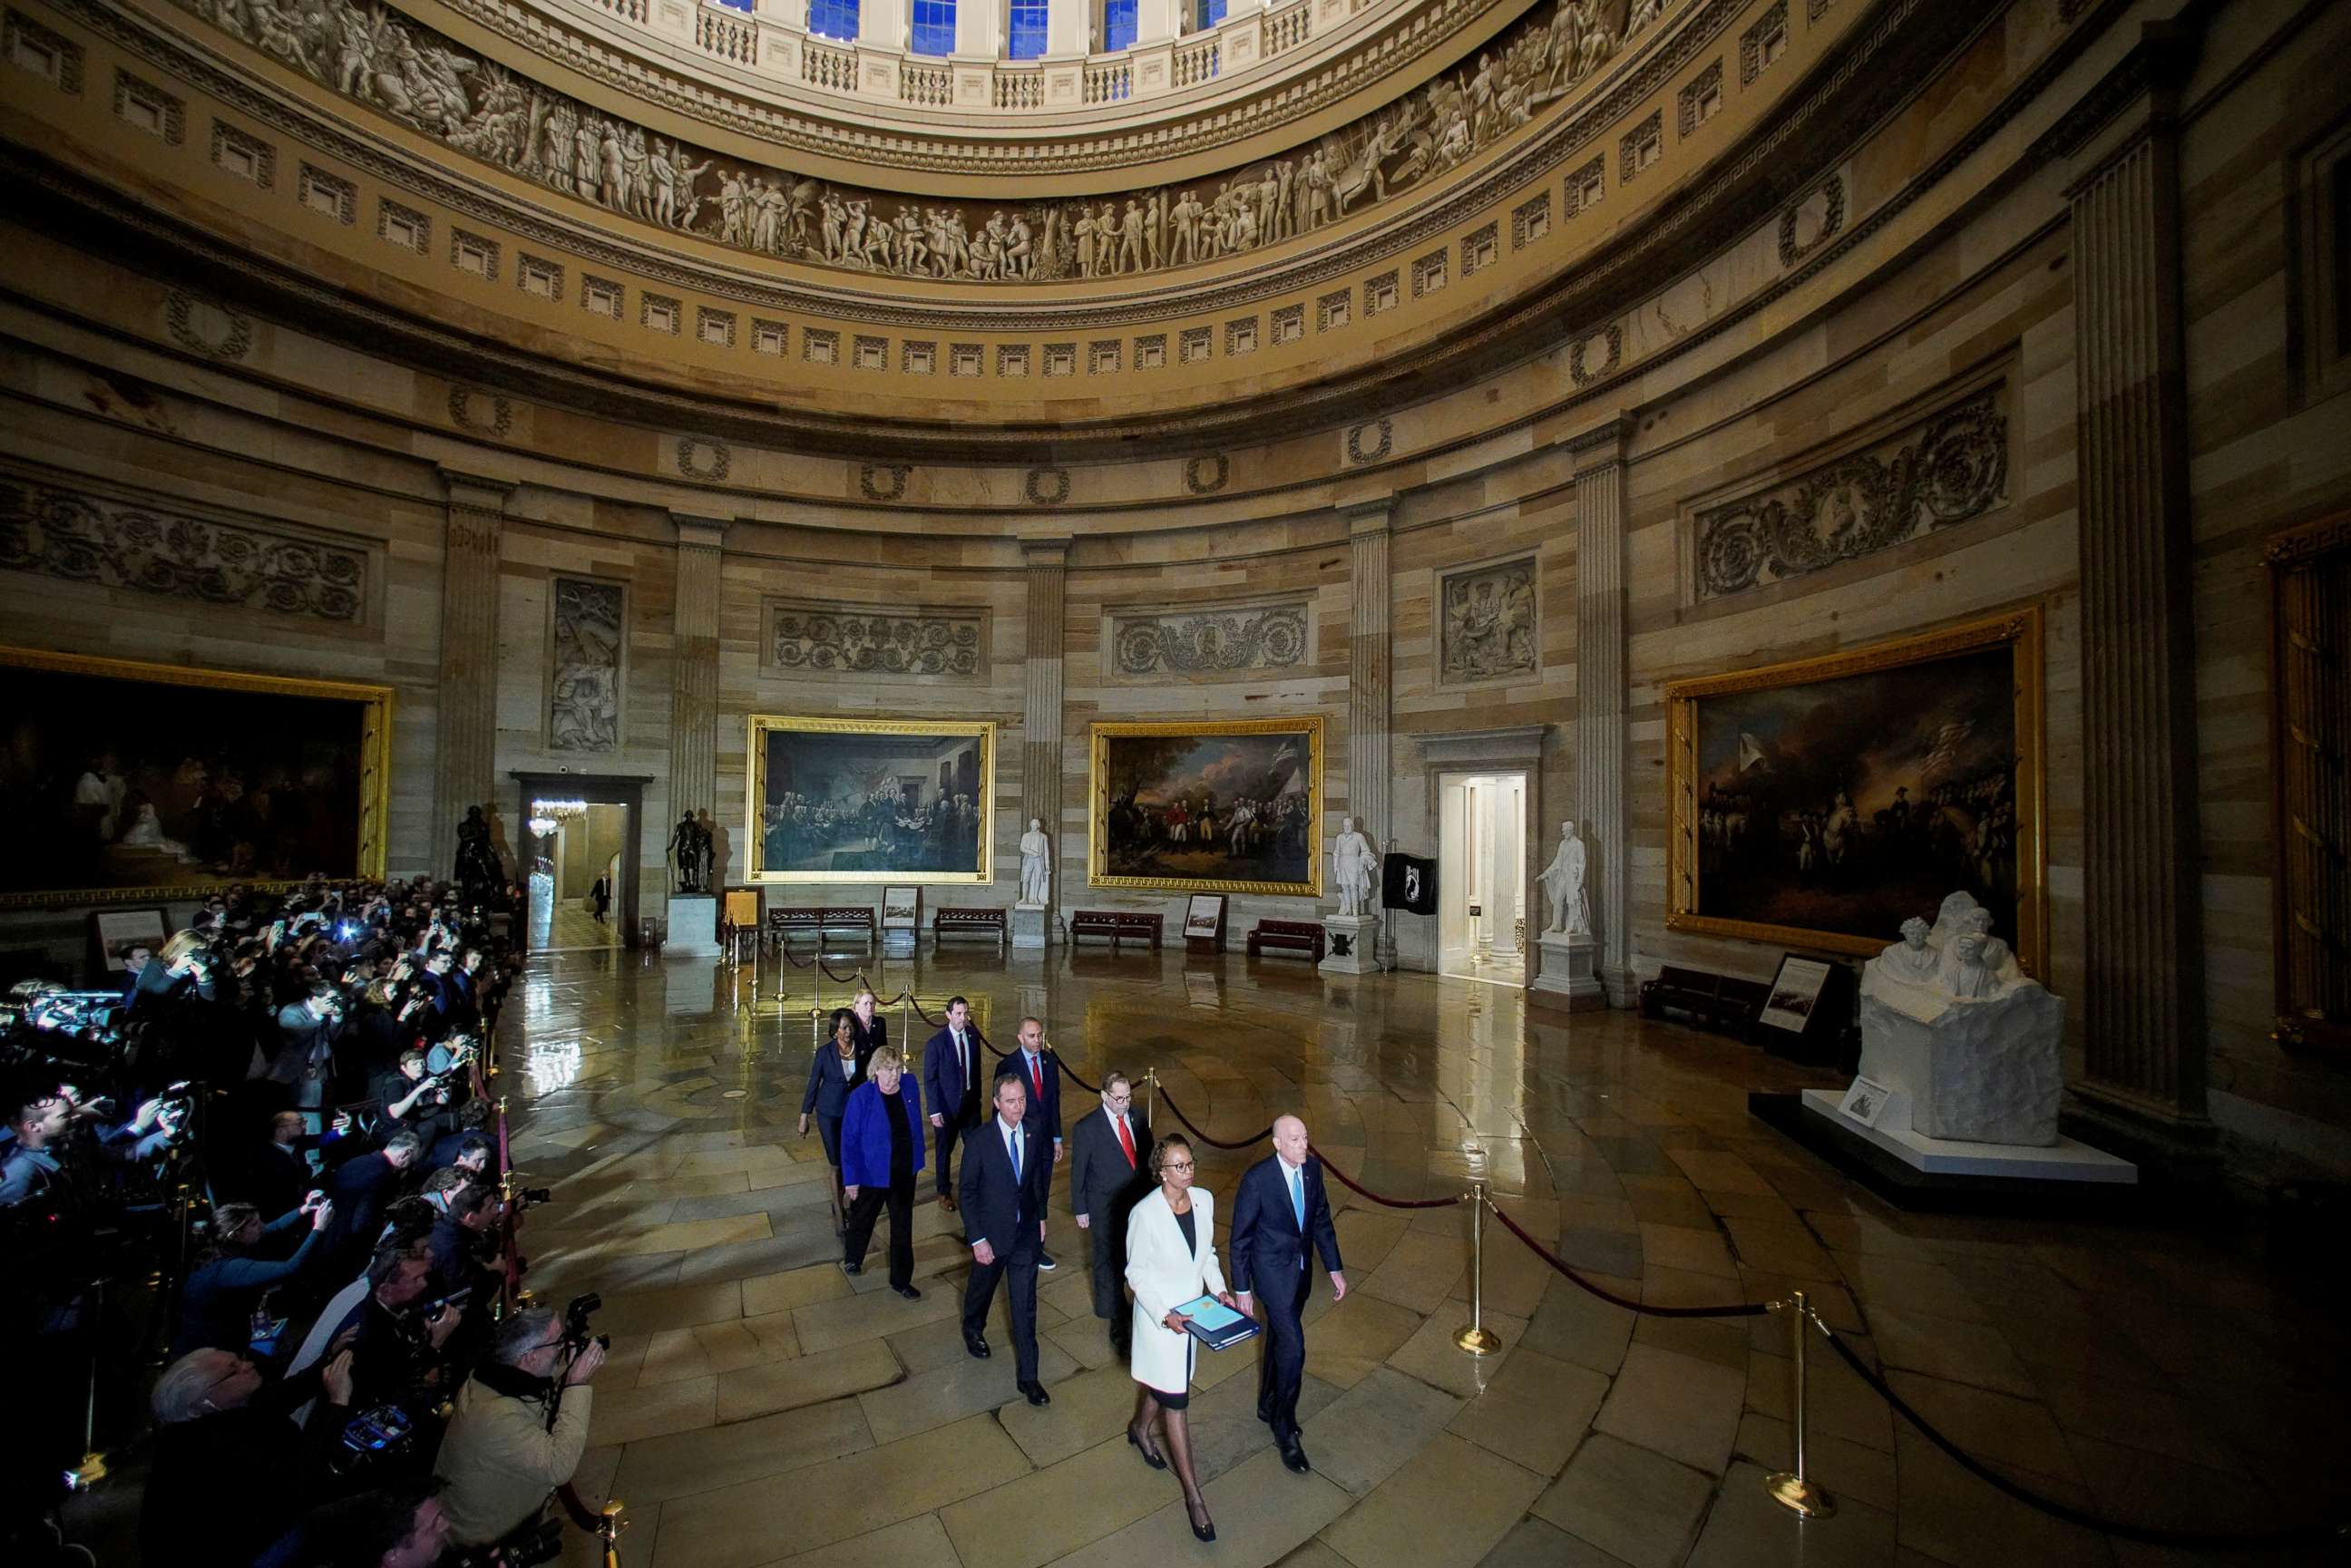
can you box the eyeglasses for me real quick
[1161,1162,1195,1174]
[1104,1094,1132,1107]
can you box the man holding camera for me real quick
[433,1304,605,1549]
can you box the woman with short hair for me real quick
[839,1047,926,1299]
[1124,1133,1235,1543]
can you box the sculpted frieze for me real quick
[549,577,623,751]
[1110,602,1309,677]
[171,0,1679,287]
[768,602,984,679]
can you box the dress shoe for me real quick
[939,1193,959,1213]
[1185,1498,1217,1544]
[1127,1428,1167,1470]
[840,1261,861,1276]
[893,1284,922,1300]
[1280,1441,1311,1475]
[1037,1251,1058,1271]
[964,1333,990,1359]
[1019,1380,1050,1407]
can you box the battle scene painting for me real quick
[1090,718,1322,897]
[1666,614,2044,974]
[747,716,993,884]
[0,649,389,904]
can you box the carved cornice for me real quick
[439,466,518,514]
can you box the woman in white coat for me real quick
[1124,1133,1235,1544]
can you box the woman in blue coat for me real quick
[839,1046,925,1298]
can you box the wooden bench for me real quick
[1245,919,1325,963]
[1638,965,1771,1038]
[1068,911,1163,951]
[766,907,877,952]
[932,907,1008,951]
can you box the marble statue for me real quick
[1018,817,1052,907]
[1332,816,1378,917]
[1536,819,1590,935]
[1856,893,2065,1145]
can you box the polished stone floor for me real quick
[490,948,2345,1568]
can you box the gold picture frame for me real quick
[1088,716,1324,897]
[746,714,995,885]
[1664,609,2046,976]
[0,645,392,908]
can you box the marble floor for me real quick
[486,948,2343,1568]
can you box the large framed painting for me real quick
[1089,716,1323,897]
[1664,609,2045,975]
[0,647,391,907]
[746,716,994,884]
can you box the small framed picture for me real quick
[1839,1076,1893,1128]
[882,887,920,930]
[93,909,171,970]
[1756,954,1833,1034]
[1184,894,1226,940]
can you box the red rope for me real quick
[1153,1086,1273,1151]
[1487,1199,1768,1317]
[1314,1149,1462,1210]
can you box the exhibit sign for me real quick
[746,716,995,884]
[1756,954,1834,1034]
[882,886,920,930]
[1088,716,1323,897]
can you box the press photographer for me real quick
[431,1300,605,1550]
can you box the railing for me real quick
[992,68,1043,108]
[900,60,951,106]
[593,0,647,22]
[696,5,756,63]
[1174,36,1220,87]
[1262,2,1310,57]
[801,34,856,92]
[1084,59,1132,103]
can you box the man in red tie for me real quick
[1011,1018,1066,1271]
[1069,1070,1153,1356]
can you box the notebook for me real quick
[1174,1294,1261,1351]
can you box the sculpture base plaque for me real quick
[1531,931,1605,1010]
[664,893,721,959]
[1319,913,1380,975]
[1010,904,1049,950]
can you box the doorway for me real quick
[1438,770,1527,984]
[512,773,648,952]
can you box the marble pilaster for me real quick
[432,470,510,879]
[668,514,728,899]
[1022,539,1070,936]
[1345,498,1396,969]
[1571,419,1634,1007]
[2055,26,2209,1134]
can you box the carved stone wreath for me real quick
[1025,467,1071,506]
[771,608,982,677]
[677,436,731,482]
[1569,324,1624,385]
[860,463,912,502]
[163,289,253,360]
[1184,454,1231,495]
[1693,383,2007,599]
[1112,603,1308,676]
[1347,420,1393,465]
[446,385,514,438]
[1777,172,1847,268]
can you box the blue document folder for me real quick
[1175,1294,1260,1350]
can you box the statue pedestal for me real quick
[1010,904,1049,950]
[664,893,721,959]
[1532,931,1605,1010]
[1319,913,1380,975]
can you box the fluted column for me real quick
[1572,419,1634,1006]
[1344,499,1395,967]
[433,470,510,878]
[2058,24,2208,1130]
[668,516,728,854]
[1023,539,1070,927]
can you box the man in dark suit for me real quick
[959,1070,1054,1407]
[1005,1016,1063,1271]
[1068,1071,1152,1355]
[320,1128,423,1280]
[921,996,983,1212]
[1230,1114,1346,1475]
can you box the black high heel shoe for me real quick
[1185,1496,1216,1544]
[1127,1427,1167,1470]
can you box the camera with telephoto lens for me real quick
[562,1292,609,1352]
[514,1184,552,1206]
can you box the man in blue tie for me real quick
[959,1070,1054,1406]
[1010,1017,1063,1271]
[1230,1114,1346,1475]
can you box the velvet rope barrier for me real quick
[1486,1198,1769,1318]
[1313,1146,1469,1210]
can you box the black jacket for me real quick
[958,1112,1053,1256]
[1068,1105,1153,1229]
[1227,1154,1344,1296]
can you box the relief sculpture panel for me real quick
[1438,557,1538,685]
[767,602,984,679]
[163,0,1676,286]
[1693,383,2008,600]
[1111,601,1309,678]
[548,577,622,751]
[0,473,366,622]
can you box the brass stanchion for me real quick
[1144,1066,1158,1129]
[600,1499,629,1568]
[1452,1185,1503,1356]
[1763,1291,1835,1518]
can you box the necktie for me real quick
[1289,1164,1305,1232]
[955,1031,968,1090]
[1029,1053,1044,1102]
[1116,1113,1135,1168]
[1010,1125,1023,1184]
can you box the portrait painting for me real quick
[0,647,391,906]
[1664,611,2044,974]
[1089,717,1322,896]
[746,716,994,884]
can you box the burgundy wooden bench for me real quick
[1638,965,1770,1039]
[1068,911,1163,950]
[766,906,878,952]
[1245,919,1325,963]
[932,907,1008,951]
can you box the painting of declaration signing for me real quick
[1664,612,2045,975]
[746,716,995,884]
[1089,717,1323,897]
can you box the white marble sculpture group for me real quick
[1856,891,2066,1145]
